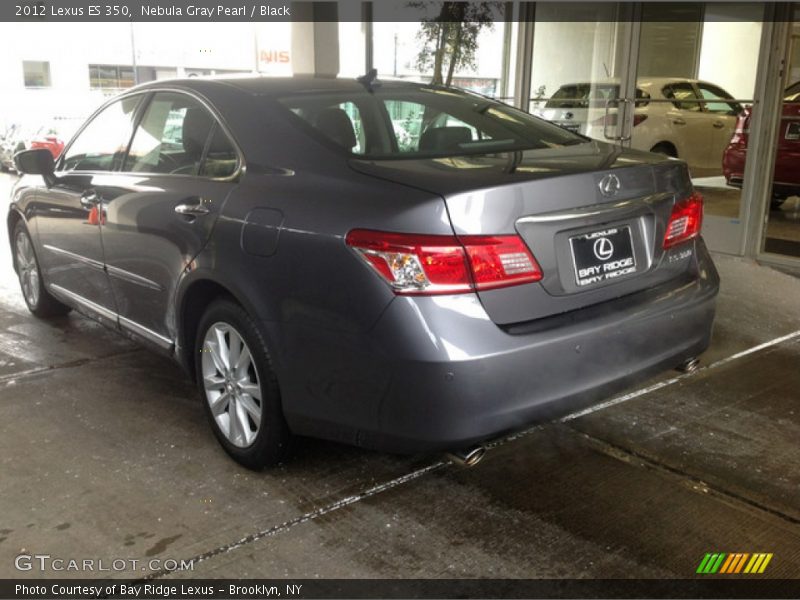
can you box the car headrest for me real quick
[314,108,357,149]
[418,126,472,152]
[182,108,213,158]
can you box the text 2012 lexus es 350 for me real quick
[8,76,719,468]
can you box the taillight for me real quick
[345,230,542,295]
[730,112,750,145]
[663,191,703,249]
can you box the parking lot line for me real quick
[561,328,800,422]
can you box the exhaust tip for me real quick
[676,357,700,373]
[447,444,486,468]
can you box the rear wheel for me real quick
[13,222,70,318]
[650,143,677,158]
[195,299,291,469]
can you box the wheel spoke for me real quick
[214,325,230,370]
[233,344,251,378]
[238,392,261,423]
[205,340,227,375]
[203,373,225,391]
[239,382,261,401]
[233,397,253,445]
[208,391,230,416]
[227,396,241,444]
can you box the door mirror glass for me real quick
[14,148,55,177]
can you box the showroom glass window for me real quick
[124,92,238,177]
[60,96,141,172]
[23,61,51,88]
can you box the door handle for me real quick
[713,121,725,129]
[80,190,100,209]
[672,118,687,126]
[174,197,210,216]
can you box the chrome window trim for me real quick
[56,86,245,184]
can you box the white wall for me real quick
[698,4,764,99]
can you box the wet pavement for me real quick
[0,171,799,581]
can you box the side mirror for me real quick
[14,148,56,186]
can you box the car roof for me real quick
[132,75,442,97]
[556,77,706,88]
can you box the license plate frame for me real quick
[785,121,800,141]
[569,225,638,288]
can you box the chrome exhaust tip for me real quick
[676,357,700,373]
[447,444,487,468]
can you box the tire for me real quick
[650,143,677,158]
[12,221,71,318]
[195,298,291,469]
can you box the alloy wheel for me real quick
[201,322,262,448]
[15,231,40,308]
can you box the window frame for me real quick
[57,93,146,174]
[56,88,244,182]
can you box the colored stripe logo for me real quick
[696,552,773,574]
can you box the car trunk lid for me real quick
[350,141,697,325]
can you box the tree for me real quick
[412,2,496,87]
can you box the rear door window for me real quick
[663,83,702,112]
[60,96,141,172]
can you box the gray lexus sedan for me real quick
[8,76,718,468]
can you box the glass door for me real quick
[630,3,766,254]
[528,3,640,149]
[762,9,800,260]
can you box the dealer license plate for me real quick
[569,226,637,287]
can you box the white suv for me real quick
[534,78,743,175]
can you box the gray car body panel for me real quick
[7,77,719,453]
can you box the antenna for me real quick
[357,68,381,92]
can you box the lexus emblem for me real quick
[565,111,574,120]
[598,173,621,197]
[593,237,614,261]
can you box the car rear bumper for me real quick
[281,239,719,454]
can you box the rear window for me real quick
[545,84,650,109]
[277,86,587,159]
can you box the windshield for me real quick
[276,86,587,159]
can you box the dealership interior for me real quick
[1,1,800,587]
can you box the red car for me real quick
[723,82,800,210]
[26,117,83,161]
[29,134,65,159]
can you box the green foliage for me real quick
[411,2,496,86]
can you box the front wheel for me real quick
[195,299,291,469]
[13,222,70,318]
